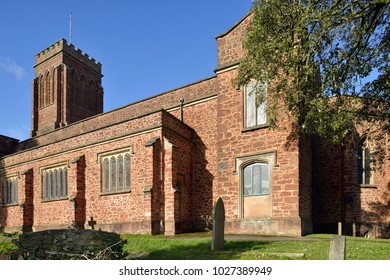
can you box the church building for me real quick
[1,13,389,237]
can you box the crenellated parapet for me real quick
[35,38,102,74]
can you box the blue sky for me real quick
[0,0,253,140]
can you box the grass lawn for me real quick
[0,233,18,255]
[1,232,389,260]
[122,233,390,260]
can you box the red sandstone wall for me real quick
[83,130,162,233]
[168,98,218,230]
[216,68,302,236]
[0,109,200,234]
[298,134,313,234]
[0,135,18,156]
[214,12,307,236]
[18,77,217,151]
[216,13,252,68]
[0,166,23,231]
[314,136,389,236]
[162,127,194,234]
[32,48,103,135]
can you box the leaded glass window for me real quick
[102,152,131,193]
[245,81,267,128]
[43,166,68,200]
[243,163,270,196]
[358,142,371,185]
[117,155,124,191]
[2,177,18,205]
[125,154,131,190]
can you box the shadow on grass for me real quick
[121,233,336,260]
[147,240,271,260]
[123,235,301,260]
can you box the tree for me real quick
[237,0,389,162]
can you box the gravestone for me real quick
[329,235,346,260]
[211,197,225,251]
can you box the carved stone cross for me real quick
[88,217,97,230]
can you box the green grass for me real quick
[1,232,389,260]
[122,234,390,260]
[0,233,18,254]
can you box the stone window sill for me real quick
[358,184,377,189]
[41,197,68,203]
[2,203,19,207]
[100,190,131,196]
[241,124,269,132]
[243,194,270,197]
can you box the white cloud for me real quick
[0,57,26,79]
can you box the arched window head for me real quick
[243,162,270,196]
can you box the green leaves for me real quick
[238,0,389,158]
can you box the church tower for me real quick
[31,39,103,137]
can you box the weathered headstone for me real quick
[329,235,346,260]
[211,197,225,251]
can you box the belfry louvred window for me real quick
[102,152,131,193]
